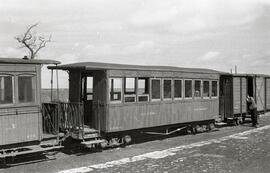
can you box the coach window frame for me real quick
[0,73,15,107]
[109,77,123,104]
[194,79,202,99]
[184,79,193,99]
[137,77,150,102]
[151,78,162,101]
[202,80,210,99]
[124,77,136,103]
[173,79,183,100]
[211,80,218,98]
[17,73,37,105]
[163,78,173,101]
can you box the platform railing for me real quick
[42,102,59,135]
[42,102,84,140]
[58,102,84,138]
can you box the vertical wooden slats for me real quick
[266,78,270,110]
[107,99,218,132]
[0,106,40,146]
[255,77,265,111]
[241,78,247,114]
[233,77,241,114]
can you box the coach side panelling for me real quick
[105,69,219,132]
[107,99,218,132]
[0,64,42,146]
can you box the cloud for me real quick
[56,53,79,64]
[200,51,220,60]
[122,40,156,54]
[0,47,26,58]
[130,0,269,34]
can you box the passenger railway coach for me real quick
[49,62,221,146]
[0,58,61,159]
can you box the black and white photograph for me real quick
[0,0,270,172]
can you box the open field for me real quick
[41,89,69,103]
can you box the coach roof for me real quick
[0,57,60,65]
[48,61,223,74]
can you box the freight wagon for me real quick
[219,73,270,124]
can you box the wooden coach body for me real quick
[0,58,59,147]
[50,62,220,133]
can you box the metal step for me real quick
[83,127,99,134]
[83,133,100,139]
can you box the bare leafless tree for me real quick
[15,23,51,59]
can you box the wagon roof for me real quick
[0,57,60,65]
[221,73,270,77]
[48,61,223,74]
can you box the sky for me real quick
[0,0,269,88]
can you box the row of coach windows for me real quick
[0,75,36,105]
[109,78,218,103]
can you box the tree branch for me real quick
[14,23,51,59]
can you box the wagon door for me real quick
[255,76,265,112]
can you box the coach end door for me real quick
[81,76,94,127]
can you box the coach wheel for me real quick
[209,123,215,131]
[242,116,246,123]
[195,125,202,133]
[100,139,108,149]
[123,135,132,144]
[186,126,193,134]
[238,118,243,124]
[235,119,240,126]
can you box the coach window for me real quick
[184,80,192,98]
[18,75,36,103]
[203,81,210,98]
[163,79,172,100]
[151,79,161,101]
[0,75,14,105]
[138,78,149,102]
[109,78,122,103]
[124,77,136,103]
[212,81,218,97]
[194,80,201,98]
[174,79,182,99]
[81,76,93,101]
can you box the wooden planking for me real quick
[256,77,265,111]
[0,64,36,72]
[0,107,40,145]
[266,78,270,110]
[233,77,241,114]
[241,78,247,114]
[108,70,219,80]
[106,99,218,132]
